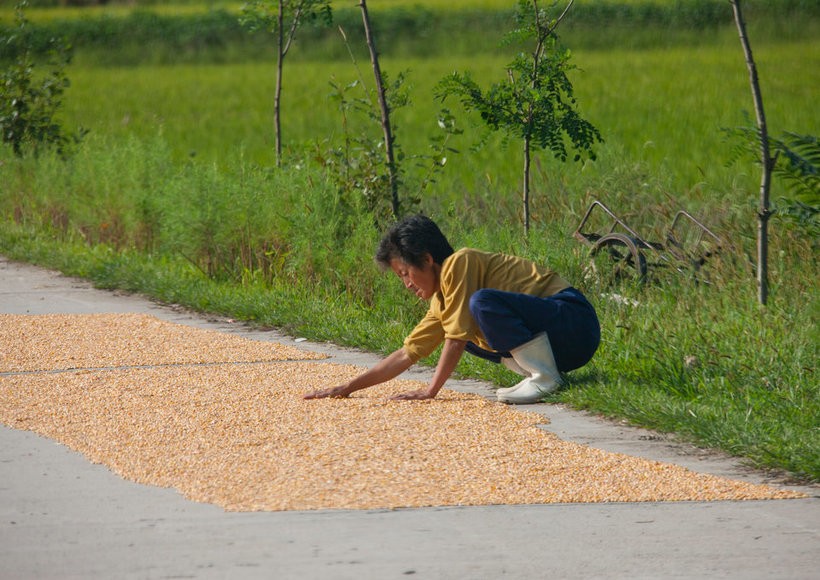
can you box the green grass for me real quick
[1,1,817,482]
[56,36,819,203]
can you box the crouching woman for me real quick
[304,215,600,404]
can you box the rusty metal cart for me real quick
[573,200,722,285]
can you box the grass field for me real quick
[0,0,732,19]
[1,0,818,481]
[57,37,819,205]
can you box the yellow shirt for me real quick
[402,248,570,362]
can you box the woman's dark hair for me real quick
[375,214,454,269]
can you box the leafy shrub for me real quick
[0,1,81,156]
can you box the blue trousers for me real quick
[466,287,600,373]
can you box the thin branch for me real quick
[282,2,304,57]
[359,0,400,217]
[546,0,574,37]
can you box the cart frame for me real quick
[573,200,722,284]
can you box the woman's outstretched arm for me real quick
[303,348,415,399]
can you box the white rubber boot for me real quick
[496,333,562,404]
[495,357,531,396]
[501,356,530,376]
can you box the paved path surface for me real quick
[1,256,817,579]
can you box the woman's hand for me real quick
[302,348,416,401]
[303,385,353,399]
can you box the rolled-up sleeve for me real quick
[437,255,482,343]
[402,309,445,363]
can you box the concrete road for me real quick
[1,256,817,579]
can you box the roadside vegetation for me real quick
[0,0,817,482]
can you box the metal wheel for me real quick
[586,233,647,286]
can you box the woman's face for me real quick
[390,255,440,301]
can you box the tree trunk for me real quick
[359,0,400,218]
[273,0,284,167]
[731,0,773,305]
[523,135,532,236]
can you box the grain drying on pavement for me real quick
[0,313,327,372]
[0,313,805,511]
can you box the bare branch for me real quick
[546,0,574,37]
